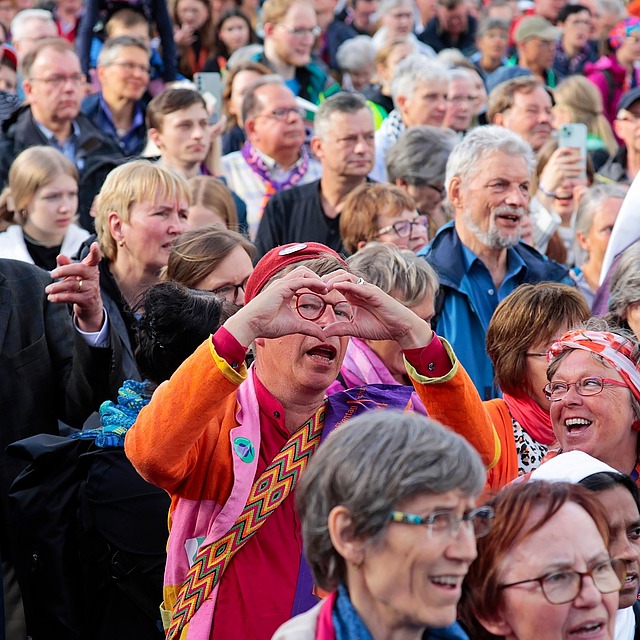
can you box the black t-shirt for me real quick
[254,180,347,261]
[24,235,61,271]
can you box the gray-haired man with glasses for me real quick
[81,36,151,157]
[0,38,124,231]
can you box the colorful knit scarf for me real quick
[70,379,151,448]
[241,141,310,217]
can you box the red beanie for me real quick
[244,242,348,303]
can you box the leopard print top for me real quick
[512,417,549,476]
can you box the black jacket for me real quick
[0,106,125,232]
[418,15,478,55]
[0,259,124,548]
[597,145,630,185]
[254,180,347,260]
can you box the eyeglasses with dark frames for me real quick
[211,278,249,303]
[377,214,429,238]
[293,292,354,322]
[544,376,628,402]
[499,558,626,605]
[389,506,495,538]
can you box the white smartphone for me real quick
[194,72,222,124]
[558,123,588,180]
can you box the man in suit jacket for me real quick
[0,243,124,637]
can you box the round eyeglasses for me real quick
[499,558,626,605]
[543,376,628,402]
[293,292,354,322]
[389,506,495,538]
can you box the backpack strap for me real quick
[167,406,326,639]
[602,68,615,109]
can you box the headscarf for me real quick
[609,17,640,50]
[548,329,640,406]
[245,242,348,303]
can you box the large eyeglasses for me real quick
[277,24,321,38]
[211,278,248,303]
[293,292,354,322]
[29,73,85,88]
[378,215,429,238]
[543,376,628,402]
[389,506,495,538]
[499,558,626,605]
[255,106,306,122]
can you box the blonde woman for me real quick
[0,146,89,271]
[553,75,618,170]
[94,160,190,378]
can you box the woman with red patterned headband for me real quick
[545,318,640,482]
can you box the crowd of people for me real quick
[2,0,640,637]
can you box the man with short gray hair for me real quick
[419,126,571,399]
[81,36,151,156]
[255,91,374,258]
[11,9,57,61]
[370,55,449,182]
[0,38,124,230]
[10,8,57,100]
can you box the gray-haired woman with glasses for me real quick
[461,480,623,640]
[272,410,490,640]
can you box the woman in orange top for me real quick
[484,282,590,490]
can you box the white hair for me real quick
[336,35,376,72]
[390,55,450,104]
[11,9,55,42]
[445,125,535,190]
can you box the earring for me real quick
[118,239,125,247]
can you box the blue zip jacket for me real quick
[419,222,572,400]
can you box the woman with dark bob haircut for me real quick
[460,481,623,640]
[484,283,591,489]
[273,410,489,639]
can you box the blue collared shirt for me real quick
[94,95,146,156]
[35,119,83,169]
[460,242,527,332]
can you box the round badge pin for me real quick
[279,243,307,255]
[233,436,255,463]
